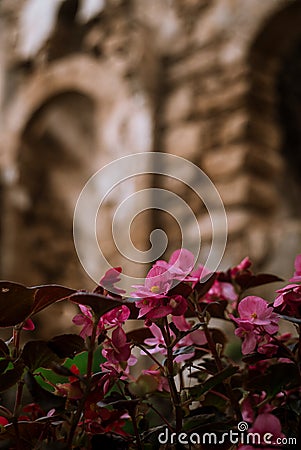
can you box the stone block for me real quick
[195,79,248,117]
[198,208,253,241]
[163,122,201,159]
[216,175,278,210]
[163,85,193,124]
[220,112,249,145]
[167,50,218,83]
[202,145,248,180]
[202,143,284,182]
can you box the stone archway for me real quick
[247,1,301,277]
[0,55,154,286]
[14,90,96,287]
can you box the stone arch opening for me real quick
[12,90,96,287]
[248,1,301,275]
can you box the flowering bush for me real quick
[0,250,300,449]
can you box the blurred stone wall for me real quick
[0,0,301,294]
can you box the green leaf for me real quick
[0,282,35,327]
[0,362,24,392]
[22,341,62,371]
[189,365,238,399]
[0,358,9,375]
[47,334,85,358]
[24,371,66,412]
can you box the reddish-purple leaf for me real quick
[22,341,62,371]
[198,300,228,319]
[31,284,76,315]
[235,273,283,290]
[0,339,9,356]
[0,362,25,392]
[169,282,193,298]
[47,334,85,358]
[0,281,35,327]
[195,273,217,299]
[126,327,153,344]
[69,291,127,317]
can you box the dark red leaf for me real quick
[69,292,126,317]
[22,341,62,371]
[168,282,193,298]
[0,421,47,448]
[235,273,282,290]
[195,273,217,299]
[126,328,153,344]
[0,339,9,356]
[198,300,228,319]
[0,281,35,327]
[47,334,85,358]
[31,284,76,315]
[0,362,25,392]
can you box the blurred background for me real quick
[0,0,301,324]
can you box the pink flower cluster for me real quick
[273,254,301,317]
[131,248,238,320]
[231,296,279,355]
[73,268,135,374]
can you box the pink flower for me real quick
[22,318,35,331]
[132,266,172,298]
[99,267,126,295]
[239,413,284,450]
[289,254,301,283]
[142,322,205,363]
[230,257,252,277]
[102,327,132,365]
[242,392,273,423]
[72,305,99,339]
[236,296,279,333]
[135,295,187,320]
[231,297,279,355]
[155,249,195,279]
[206,280,238,303]
[73,304,130,339]
[0,416,8,426]
[190,264,238,302]
[102,305,130,327]
[235,322,258,354]
[274,284,301,317]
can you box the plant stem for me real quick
[135,343,164,370]
[13,327,21,358]
[13,380,24,417]
[197,309,242,421]
[130,406,143,450]
[147,403,174,431]
[67,320,98,448]
[161,318,183,433]
[86,321,98,379]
